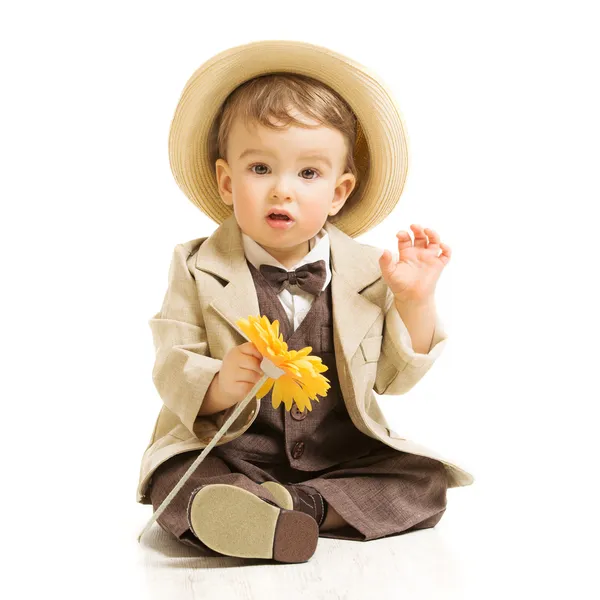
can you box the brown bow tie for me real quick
[259,260,327,296]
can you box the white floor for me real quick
[5,458,594,600]
[129,483,592,600]
[11,477,584,600]
[133,498,468,600]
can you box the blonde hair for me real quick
[208,72,363,214]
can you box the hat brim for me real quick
[168,39,409,238]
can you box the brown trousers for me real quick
[149,443,448,555]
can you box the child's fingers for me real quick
[235,370,263,384]
[439,242,452,264]
[238,356,263,374]
[423,227,441,253]
[396,230,413,252]
[238,342,264,362]
[410,224,428,248]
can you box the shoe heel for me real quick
[273,510,319,563]
[260,481,294,510]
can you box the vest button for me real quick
[291,405,307,420]
[292,441,305,459]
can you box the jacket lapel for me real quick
[195,215,261,334]
[195,214,384,379]
[325,220,384,367]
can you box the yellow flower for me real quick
[235,315,330,412]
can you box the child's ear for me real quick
[329,172,356,216]
[215,159,233,206]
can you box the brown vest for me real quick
[216,259,386,471]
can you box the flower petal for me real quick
[235,314,331,411]
[256,377,275,399]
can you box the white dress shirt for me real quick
[242,228,331,332]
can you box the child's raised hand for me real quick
[378,224,451,305]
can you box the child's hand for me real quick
[378,224,451,305]
[217,342,265,407]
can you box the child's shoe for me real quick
[187,483,318,563]
[260,482,327,528]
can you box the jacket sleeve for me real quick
[148,242,228,436]
[373,287,448,395]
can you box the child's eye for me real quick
[300,168,319,180]
[248,164,320,180]
[249,164,269,175]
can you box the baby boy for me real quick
[139,41,473,563]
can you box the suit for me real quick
[137,214,474,506]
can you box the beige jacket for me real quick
[136,215,475,504]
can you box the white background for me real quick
[1,1,598,598]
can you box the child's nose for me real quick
[270,176,296,200]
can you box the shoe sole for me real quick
[188,484,318,563]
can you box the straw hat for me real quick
[168,40,410,238]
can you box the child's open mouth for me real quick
[266,214,295,229]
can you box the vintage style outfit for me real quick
[137,39,475,560]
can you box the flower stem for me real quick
[137,372,270,543]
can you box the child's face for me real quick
[215,112,356,267]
